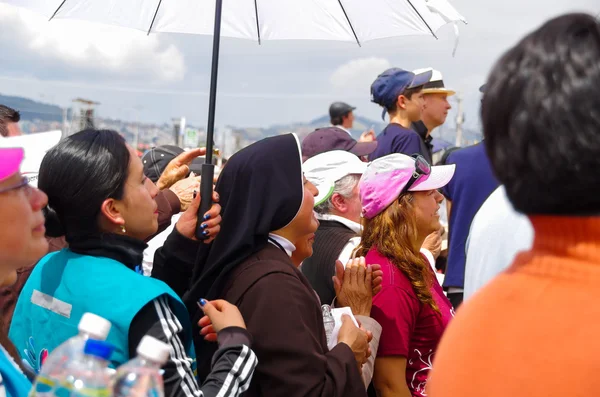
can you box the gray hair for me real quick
[314,174,361,215]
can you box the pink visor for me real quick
[360,153,455,219]
[0,147,24,182]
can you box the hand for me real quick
[157,148,205,190]
[198,299,246,342]
[359,129,376,143]
[169,174,201,212]
[333,257,373,316]
[175,190,221,243]
[337,315,372,370]
[370,263,384,296]
[422,228,443,260]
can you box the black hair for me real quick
[39,129,131,239]
[0,104,20,137]
[330,116,343,126]
[386,86,423,114]
[482,13,600,215]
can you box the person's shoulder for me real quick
[386,124,419,138]
[228,246,300,291]
[366,249,416,291]
[447,142,486,163]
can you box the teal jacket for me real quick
[9,249,195,371]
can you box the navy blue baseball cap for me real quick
[370,68,433,110]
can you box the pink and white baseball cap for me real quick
[360,153,455,219]
[0,147,24,182]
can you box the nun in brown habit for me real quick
[182,133,369,397]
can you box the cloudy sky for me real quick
[0,0,597,130]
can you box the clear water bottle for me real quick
[32,339,113,397]
[322,304,335,349]
[30,313,112,397]
[112,336,171,397]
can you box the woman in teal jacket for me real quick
[0,146,49,396]
[9,129,257,397]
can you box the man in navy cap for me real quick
[329,101,376,143]
[368,68,432,161]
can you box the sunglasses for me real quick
[0,176,32,195]
[401,154,431,194]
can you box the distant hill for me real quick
[0,94,63,122]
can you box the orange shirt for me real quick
[428,216,600,397]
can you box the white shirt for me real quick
[463,186,534,300]
[142,213,182,276]
[331,125,353,137]
[268,233,296,257]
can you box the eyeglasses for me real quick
[0,176,32,195]
[401,154,431,194]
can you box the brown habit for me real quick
[222,243,366,397]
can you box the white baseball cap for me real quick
[303,150,367,206]
[413,67,456,96]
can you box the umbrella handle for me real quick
[195,163,215,240]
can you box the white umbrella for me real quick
[2,0,466,237]
[5,0,465,42]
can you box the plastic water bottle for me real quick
[32,339,113,397]
[30,313,112,397]
[112,336,171,397]
[322,304,335,349]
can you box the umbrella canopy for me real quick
[3,0,467,238]
[4,0,465,44]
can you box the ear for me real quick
[330,193,348,214]
[397,95,408,110]
[100,198,125,229]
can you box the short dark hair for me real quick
[0,105,20,137]
[331,112,351,126]
[39,129,131,239]
[386,86,423,114]
[330,116,343,126]
[482,13,600,215]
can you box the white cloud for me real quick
[329,57,392,95]
[0,4,186,82]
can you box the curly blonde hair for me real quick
[355,193,440,313]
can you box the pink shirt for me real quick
[367,248,454,397]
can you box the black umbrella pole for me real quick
[196,0,223,240]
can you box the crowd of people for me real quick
[0,11,599,397]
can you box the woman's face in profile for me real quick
[412,189,444,237]
[298,177,320,233]
[109,145,160,240]
[291,233,316,267]
[0,172,48,285]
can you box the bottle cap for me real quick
[136,336,170,365]
[83,339,114,361]
[78,313,111,340]
[321,304,333,317]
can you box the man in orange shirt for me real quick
[427,13,600,397]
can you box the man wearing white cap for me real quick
[301,150,366,305]
[302,151,439,306]
[411,68,455,163]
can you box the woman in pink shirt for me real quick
[356,153,455,397]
